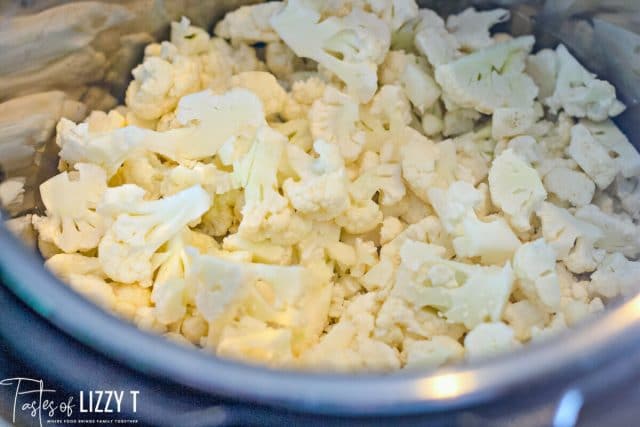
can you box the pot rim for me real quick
[1,226,639,415]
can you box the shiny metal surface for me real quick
[1,0,640,422]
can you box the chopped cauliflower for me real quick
[29,8,640,372]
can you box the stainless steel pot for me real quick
[1,1,640,426]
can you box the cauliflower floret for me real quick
[442,108,481,137]
[394,240,514,328]
[428,181,520,265]
[0,177,25,213]
[97,185,211,285]
[125,54,201,120]
[590,253,640,299]
[464,322,520,359]
[308,86,365,162]
[350,162,406,206]
[214,2,283,44]
[161,162,239,197]
[414,9,461,67]
[513,239,561,312]
[434,37,538,114]
[380,217,405,245]
[574,204,640,258]
[536,202,605,274]
[171,17,210,56]
[379,50,440,113]
[283,140,350,220]
[403,336,464,369]
[614,175,640,220]
[503,300,547,341]
[32,164,108,253]
[489,149,547,232]
[567,123,619,189]
[582,120,640,178]
[543,167,595,207]
[446,8,510,51]
[302,292,401,372]
[491,107,537,140]
[230,71,288,117]
[546,45,625,121]
[526,48,557,100]
[271,0,391,102]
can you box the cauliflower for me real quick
[489,149,547,232]
[614,175,640,220]
[491,107,537,140]
[434,37,538,114]
[536,202,605,274]
[282,76,327,120]
[271,0,390,102]
[97,185,211,285]
[32,164,108,253]
[582,120,640,178]
[283,140,350,220]
[308,86,365,162]
[503,301,546,341]
[590,253,640,299]
[394,240,514,328]
[230,72,288,117]
[464,322,520,359]
[513,239,561,312]
[214,2,283,44]
[350,162,406,206]
[403,336,464,369]
[574,204,640,258]
[446,8,510,51]
[543,167,595,207]
[125,54,201,120]
[171,17,210,56]
[546,45,625,121]
[567,123,619,189]
[414,9,461,67]
[526,48,557,100]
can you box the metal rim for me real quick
[1,225,640,416]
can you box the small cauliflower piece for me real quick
[97,185,211,285]
[491,107,537,140]
[32,164,107,253]
[0,177,25,212]
[582,120,640,178]
[526,48,557,100]
[536,202,605,274]
[308,86,365,163]
[414,9,461,67]
[575,204,640,258]
[230,71,288,117]
[446,8,510,51]
[215,2,283,44]
[271,0,390,102]
[350,162,406,207]
[546,45,625,121]
[283,140,350,221]
[394,240,514,328]
[543,167,595,207]
[567,123,619,189]
[434,37,538,114]
[503,301,546,341]
[380,217,405,245]
[464,322,520,359]
[513,239,561,312]
[403,336,464,369]
[590,253,640,298]
[170,17,210,56]
[489,149,547,232]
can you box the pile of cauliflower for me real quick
[29,0,640,371]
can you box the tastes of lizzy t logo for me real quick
[0,377,140,426]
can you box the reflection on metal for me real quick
[553,389,584,427]
[416,373,476,399]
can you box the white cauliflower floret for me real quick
[308,86,365,162]
[546,45,625,121]
[536,202,605,274]
[443,108,481,137]
[97,185,211,285]
[446,8,510,51]
[428,181,521,265]
[414,9,461,67]
[526,48,557,100]
[503,301,546,341]
[0,178,25,212]
[590,253,640,299]
[302,292,401,372]
[230,72,288,117]
[32,164,108,253]
[283,140,350,221]
[489,149,547,232]
[434,37,538,114]
[567,123,618,189]
[394,240,514,328]
[582,120,640,178]
[491,107,537,140]
[126,55,201,120]
[543,167,595,207]
[161,162,239,197]
[464,322,520,359]
[214,2,283,44]
[380,217,405,245]
[615,175,640,220]
[513,239,561,312]
[379,50,440,113]
[574,204,640,258]
[271,0,391,102]
[403,336,464,369]
[171,17,210,56]
[350,162,406,207]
